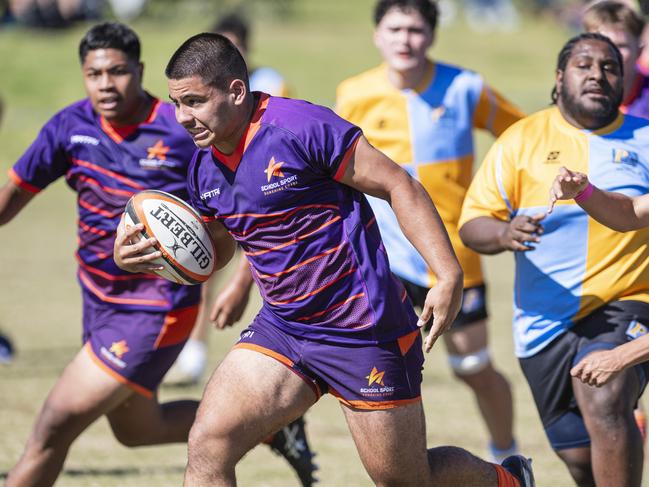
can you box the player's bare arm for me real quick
[459,213,545,255]
[340,135,463,352]
[571,333,649,387]
[205,219,237,272]
[549,166,649,232]
[209,254,253,329]
[0,180,36,226]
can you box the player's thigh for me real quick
[35,346,132,440]
[341,401,430,482]
[192,347,316,452]
[443,319,488,355]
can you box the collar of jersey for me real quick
[99,96,161,143]
[211,92,269,172]
[551,105,624,136]
[380,60,435,95]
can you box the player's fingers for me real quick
[215,309,233,329]
[417,303,433,328]
[126,237,158,256]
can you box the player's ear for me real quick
[230,79,247,105]
[555,69,564,96]
[138,62,144,82]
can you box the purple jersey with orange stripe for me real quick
[10,97,200,311]
[188,94,418,344]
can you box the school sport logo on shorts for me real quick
[359,366,395,398]
[626,320,649,340]
[100,340,130,369]
[260,157,298,196]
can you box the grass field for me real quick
[0,1,640,485]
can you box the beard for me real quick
[558,84,622,129]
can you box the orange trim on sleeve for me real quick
[333,135,361,182]
[84,342,154,399]
[8,168,42,194]
[397,330,420,356]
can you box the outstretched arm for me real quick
[549,166,649,232]
[0,180,36,226]
[459,213,545,255]
[340,136,463,352]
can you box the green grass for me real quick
[0,2,633,486]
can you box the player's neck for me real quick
[109,91,153,127]
[387,59,432,90]
[212,93,256,155]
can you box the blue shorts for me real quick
[82,292,198,397]
[234,319,424,410]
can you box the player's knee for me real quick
[32,400,84,447]
[187,419,237,470]
[111,426,151,447]
[448,348,491,379]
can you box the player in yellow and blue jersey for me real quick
[460,32,649,486]
[336,0,524,463]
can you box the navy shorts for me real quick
[519,300,649,450]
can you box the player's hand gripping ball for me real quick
[124,190,216,285]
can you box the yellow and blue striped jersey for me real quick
[460,107,649,357]
[337,61,523,288]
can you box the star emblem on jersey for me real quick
[147,140,170,160]
[366,366,385,387]
[109,340,130,359]
[264,157,285,182]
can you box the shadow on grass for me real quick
[0,465,186,480]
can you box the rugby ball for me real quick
[124,190,216,285]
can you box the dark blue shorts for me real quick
[519,300,649,450]
[82,293,198,397]
[234,319,424,410]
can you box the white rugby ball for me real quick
[124,190,216,285]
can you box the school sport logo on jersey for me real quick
[359,366,395,398]
[139,140,177,169]
[260,156,298,196]
[99,340,130,369]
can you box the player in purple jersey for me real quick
[115,32,534,486]
[0,23,315,487]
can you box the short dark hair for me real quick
[165,33,249,90]
[551,32,623,103]
[373,0,438,31]
[583,1,645,39]
[78,22,140,64]
[212,13,249,51]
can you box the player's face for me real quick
[374,7,434,73]
[168,75,243,150]
[594,26,640,82]
[556,39,623,129]
[82,48,144,124]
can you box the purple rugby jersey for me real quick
[10,97,200,311]
[188,94,418,344]
[623,73,649,120]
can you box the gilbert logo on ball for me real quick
[124,190,216,285]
